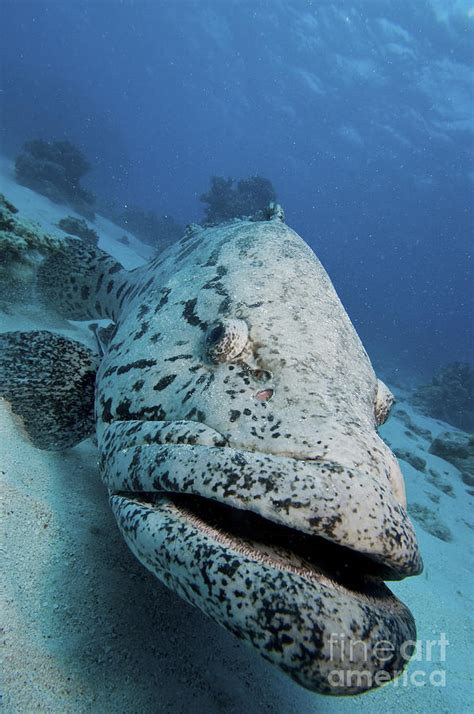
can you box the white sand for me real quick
[1,161,472,713]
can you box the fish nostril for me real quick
[205,318,249,363]
[255,388,274,402]
[253,369,272,382]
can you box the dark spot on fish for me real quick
[204,248,220,266]
[137,304,150,319]
[165,354,193,362]
[115,281,126,298]
[101,397,113,422]
[185,407,206,422]
[182,298,207,330]
[176,237,204,262]
[133,321,149,340]
[229,410,241,423]
[103,365,118,377]
[116,359,157,375]
[153,374,177,391]
[116,398,133,419]
[218,296,232,314]
[202,276,228,297]
[155,288,171,313]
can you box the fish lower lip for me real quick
[110,489,418,695]
[114,490,400,593]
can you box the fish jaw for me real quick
[110,492,418,696]
[99,418,421,694]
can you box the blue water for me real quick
[1,0,472,380]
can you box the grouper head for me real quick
[91,214,422,695]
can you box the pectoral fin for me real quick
[0,330,98,450]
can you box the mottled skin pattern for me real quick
[35,214,422,694]
[0,330,97,449]
[111,493,417,695]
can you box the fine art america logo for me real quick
[327,633,449,689]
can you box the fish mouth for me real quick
[101,419,421,695]
[133,490,400,588]
[100,419,422,580]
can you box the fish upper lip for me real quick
[100,419,423,581]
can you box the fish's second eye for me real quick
[205,318,248,363]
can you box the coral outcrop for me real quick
[413,362,474,432]
[15,140,96,220]
[0,194,62,302]
[200,175,277,223]
[58,216,98,246]
[429,430,474,488]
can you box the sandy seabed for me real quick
[1,157,472,713]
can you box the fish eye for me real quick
[205,318,248,363]
[374,378,395,426]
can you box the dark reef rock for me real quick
[393,408,432,441]
[15,139,96,220]
[58,216,98,246]
[426,468,454,497]
[394,448,426,473]
[429,430,472,461]
[408,503,452,542]
[413,363,474,432]
[429,431,474,489]
[462,473,474,487]
[200,175,277,224]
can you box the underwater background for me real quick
[1,0,473,377]
[0,1,473,713]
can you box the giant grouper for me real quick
[0,205,422,695]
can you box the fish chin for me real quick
[110,491,417,695]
